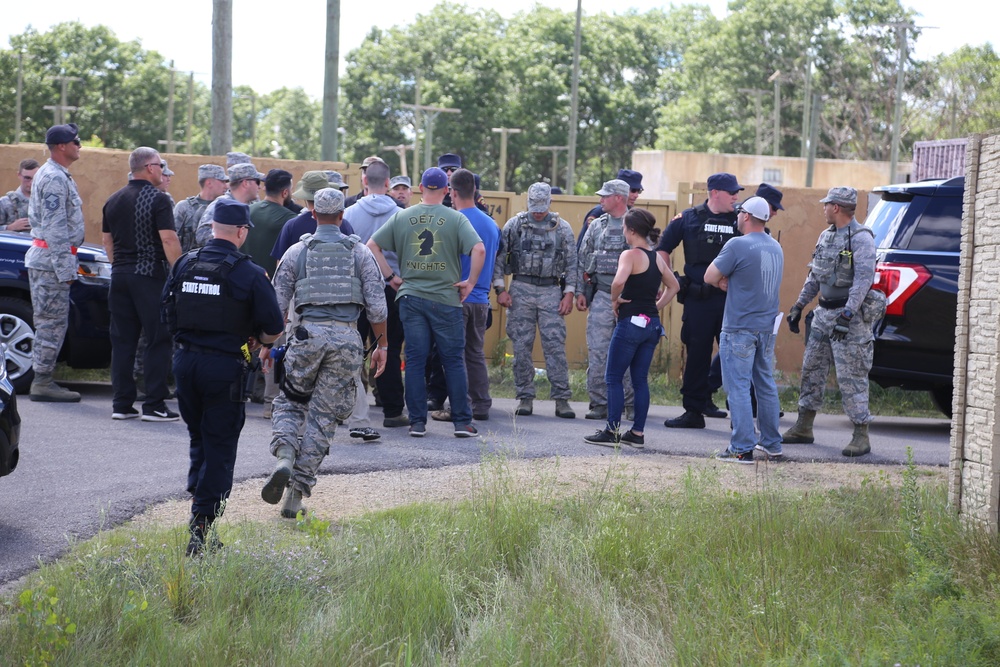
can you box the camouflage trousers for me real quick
[586,290,633,408]
[507,281,571,400]
[269,321,362,496]
[798,306,873,424]
[27,269,70,377]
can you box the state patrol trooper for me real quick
[577,179,635,420]
[657,172,743,429]
[26,123,86,402]
[261,188,388,519]
[783,187,884,457]
[162,198,284,556]
[494,182,579,419]
[174,164,228,252]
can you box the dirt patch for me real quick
[134,454,947,529]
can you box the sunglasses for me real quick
[442,166,458,173]
[630,188,643,194]
[71,138,82,146]
[146,161,167,169]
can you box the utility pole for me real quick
[769,70,781,157]
[15,51,27,143]
[800,54,812,158]
[185,72,195,154]
[739,88,768,155]
[321,0,341,161]
[806,93,823,188]
[537,145,569,189]
[492,127,522,191]
[567,0,583,195]
[402,101,460,170]
[157,63,186,154]
[211,0,233,155]
[43,75,81,125]
[887,22,913,183]
[381,144,415,178]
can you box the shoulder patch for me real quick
[43,193,61,211]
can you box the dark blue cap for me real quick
[706,172,744,193]
[617,169,643,190]
[550,186,563,195]
[421,167,449,190]
[213,198,253,227]
[755,183,784,210]
[45,123,79,145]
[437,153,462,169]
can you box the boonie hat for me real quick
[313,188,346,215]
[617,169,643,191]
[755,183,784,210]
[421,167,448,191]
[389,175,411,189]
[292,171,331,201]
[437,153,462,170]
[228,163,265,183]
[226,151,252,166]
[596,179,629,197]
[820,186,858,207]
[736,196,770,222]
[45,123,79,145]
[198,164,228,181]
[707,173,744,193]
[527,182,551,213]
[214,198,253,227]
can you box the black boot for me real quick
[186,514,223,556]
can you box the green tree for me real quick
[909,44,1000,141]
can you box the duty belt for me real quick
[818,296,849,309]
[512,275,560,287]
[178,341,245,359]
[686,281,723,300]
[32,238,78,254]
[300,318,357,328]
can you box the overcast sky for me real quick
[4,0,993,99]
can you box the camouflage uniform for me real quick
[173,195,211,252]
[578,212,634,410]
[26,158,85,376]
[269,225,387,497]
[195,192,236,247]
[494,211,578,400]
[794,218,878,424]
[0,188,30,231]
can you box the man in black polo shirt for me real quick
[102,146,183,422]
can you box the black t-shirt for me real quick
[102,179,175,278]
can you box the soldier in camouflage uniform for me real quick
[173,164,228,254]
[576,179,634,420]
[260,188,388,519]
[195,163,265,247]
[0,159,39,233]
[494,183,578,419]
[26,124,87,402]
[783,187,885,457]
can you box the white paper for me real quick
[773,312,784,335]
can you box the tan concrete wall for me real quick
[949,130,1000,530]
[633,149,908,201]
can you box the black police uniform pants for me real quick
[109,274,173,410]
[680,294,726,413]
[174,348,246,519]
[358,286,406,418]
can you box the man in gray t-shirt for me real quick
[705,196,784,462]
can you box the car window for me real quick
[905,196,963,253]
[866,197,915,249]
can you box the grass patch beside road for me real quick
[2,456,997,665]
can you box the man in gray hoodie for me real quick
[342,160,408,432]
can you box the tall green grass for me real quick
[3,455,995,666]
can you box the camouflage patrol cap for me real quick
[228,163,265,183]
[293,171,331,201]
[226,151,252,166]
[325,170,349,190]
[527,182,551,213]
[596,179,629,197]
[361,156,386,169]
[820,186,857,207]
[313,188,345,215]
[389,175,411,189]
[161,160,174,177]
[198,164,228,181]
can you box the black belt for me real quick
[686,281,723,300]
[178,341,245,359]
[818,296,848,309]
[513,275,560,287]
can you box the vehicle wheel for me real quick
[0,296,36,394]
[930,386,954,419]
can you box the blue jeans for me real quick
[720,330,781,453]
[605,316,663,433]
[399,295,471,426]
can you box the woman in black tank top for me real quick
[585,209,680,448]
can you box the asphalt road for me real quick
[0,383,952,586]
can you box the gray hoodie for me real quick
[344,193,401,273]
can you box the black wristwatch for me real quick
[384,272,397,283]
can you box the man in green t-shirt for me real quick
[246,170,296,277]
[368,167,485,438]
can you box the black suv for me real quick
[867,177,963,417]
[0,232,112,394]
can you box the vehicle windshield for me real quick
[866,198,910,249]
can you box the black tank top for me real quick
[619,248,662,320]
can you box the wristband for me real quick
[377,346,388,351]
[384,272,396,283]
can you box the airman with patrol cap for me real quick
[174,164,228,253]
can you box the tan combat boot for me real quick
[842,423,871,457]
[781,409,816,444]
[515,398,533,416]
[554,399,576,419]
[29,374,81,403]
[281,488,306,519]
[261,445,295,505]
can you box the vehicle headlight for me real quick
[77,259,112,285]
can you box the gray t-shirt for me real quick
[712,232,784,332]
